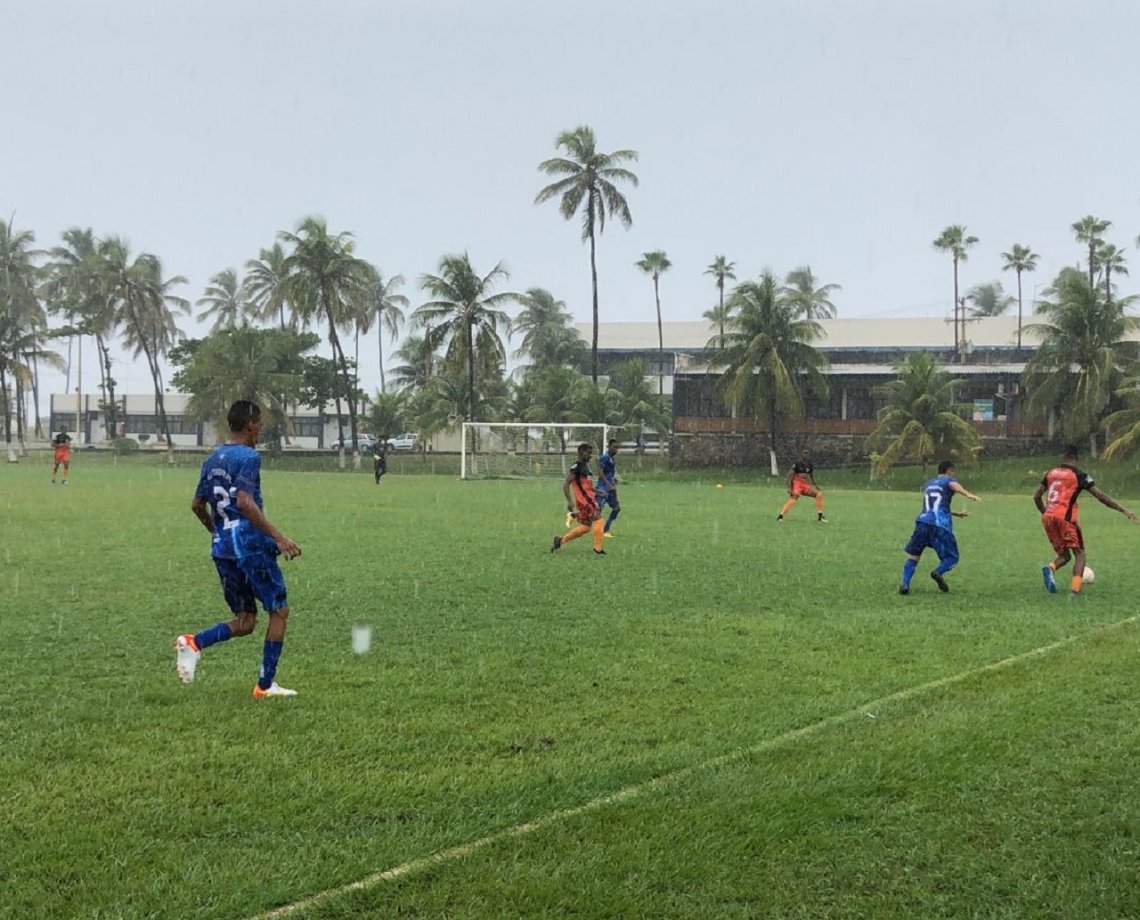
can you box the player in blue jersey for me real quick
[175,400,302,698]
[898,460,981,595]
[595,438,621,538]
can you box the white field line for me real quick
[249,614,1139,920]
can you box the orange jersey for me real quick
[568,460,596,508]
[1041,464,1094,522]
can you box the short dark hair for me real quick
[937,460,956,474]
[228,400,262,432]
[577,442,592,454]
[1062,444,1080,460]
[608,438,618,447]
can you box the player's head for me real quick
[58,424,67,434]
[1062,444,1080,462]
[608,438,618,453]
[577,442,592,460]
[800,448,811,459]
[937,460,956,475]
[227,400,262,434]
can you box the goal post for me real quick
[461,422,611,480]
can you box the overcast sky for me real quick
[4,0,1140,409]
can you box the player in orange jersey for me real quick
[550,442,605,556]
[51,425,72,484]
[1033,445,1136,596]
[777,448,826,523]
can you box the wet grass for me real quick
[2,458,1139,918]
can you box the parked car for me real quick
[329,433,378,452]
[388,432,418,451]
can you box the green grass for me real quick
[3,454,1140,919]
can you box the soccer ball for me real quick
[1082,566,1095,584]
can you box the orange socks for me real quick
[815,492,824,513]
[592,518,604,552]
[562,524,590,544]
[1070,574,1083,593]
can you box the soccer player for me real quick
[175,400,303,698]
[373,437,388,484]
[777,448,827,522]
[50,425,72,484]
[898,460,981,595]
[550,442,605,556]
[1034,445,1136,596]
[595,438,621,538]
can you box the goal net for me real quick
[461,422,611,480]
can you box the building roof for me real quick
[576,316,1045,351]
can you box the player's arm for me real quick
[190,496,214,534]
[235,490,302,558]
[1088,485,1138,521]
[1032,483,1046,514]
[949,481,981,503]
[563,468,577,512]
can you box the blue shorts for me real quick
[596,488,619,510]
[213,554,288,614]
[903,522,959,569]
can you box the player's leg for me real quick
[899,525,929,595]
[929,531,959,593]
[1069,526,1087,595]
[591,515,605,554]
[175,560,255,684]
[603,491,620,535]
[61,457,69,484]
[1042,519,1069,593]
[242,554,296,697]
[777,494,797,521]
[809,486,826,522]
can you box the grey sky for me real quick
[4,0,1140,407]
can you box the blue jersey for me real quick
[915,475,958,531]
[194,443,277,560]
[596,450,617,493]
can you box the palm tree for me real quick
[965,281,1014,317]
[245,243,292,330]
[608,357,671,443]
[389,332,438,392]
[1000,243,1039,349]
[45,227,122,436]
[0,219,44,449]
[196,268,253,332]
[704,256,737,344]
[362,272,408,393]
[708,271,829,474]
[104,239,189,458]
[865,352,980,474]
[1096,243,1128,305]
[1102,373,1140,460]
[413,253,518,421]
[279,216,375,463]
[1072,215,1112,290]
[535,125,638,383]
[932,225,979,363]
[783,266,841,320]
[1023,267,1140,457]
[511,287,584,373]
[635,250,672,396]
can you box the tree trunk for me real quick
[378,324,386,393]
[1016,269,1023,350]
[101,338,118,437]
[466,318,476,422]
[31,352,43,438]
[1088,243,1096,291]
[1089,430,1098,459]
[769,402,779,476]
[952,255,959,360]
[326,303,359,470]
[654,275,664,397]
[588,199,600,384]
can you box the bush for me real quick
[112,438,140,455]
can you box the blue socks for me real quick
[901,558,918,589]
[194,622,233,650]
[605,508,620,533]
[258,640,284,690]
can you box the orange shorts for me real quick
[1043,515,1083,554]
[791,477,815,497]
[54,448,70,464]
[575,501,599,524]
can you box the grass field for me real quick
[4,453,1140,919]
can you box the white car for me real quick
[388,432,418,451]
[330,434,378,452]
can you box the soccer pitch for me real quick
[3,456,1140,919]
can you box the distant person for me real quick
[175,400,302,698]
[777,448,827,523]
[1034,445,1136,596]
[50,425,72,485]
[373,437,388,484]
[899,460,981,595]
[595,438,621,538]
[550,442,605,556]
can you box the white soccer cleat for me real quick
[175,634,200,684]
[252,682,297,699]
